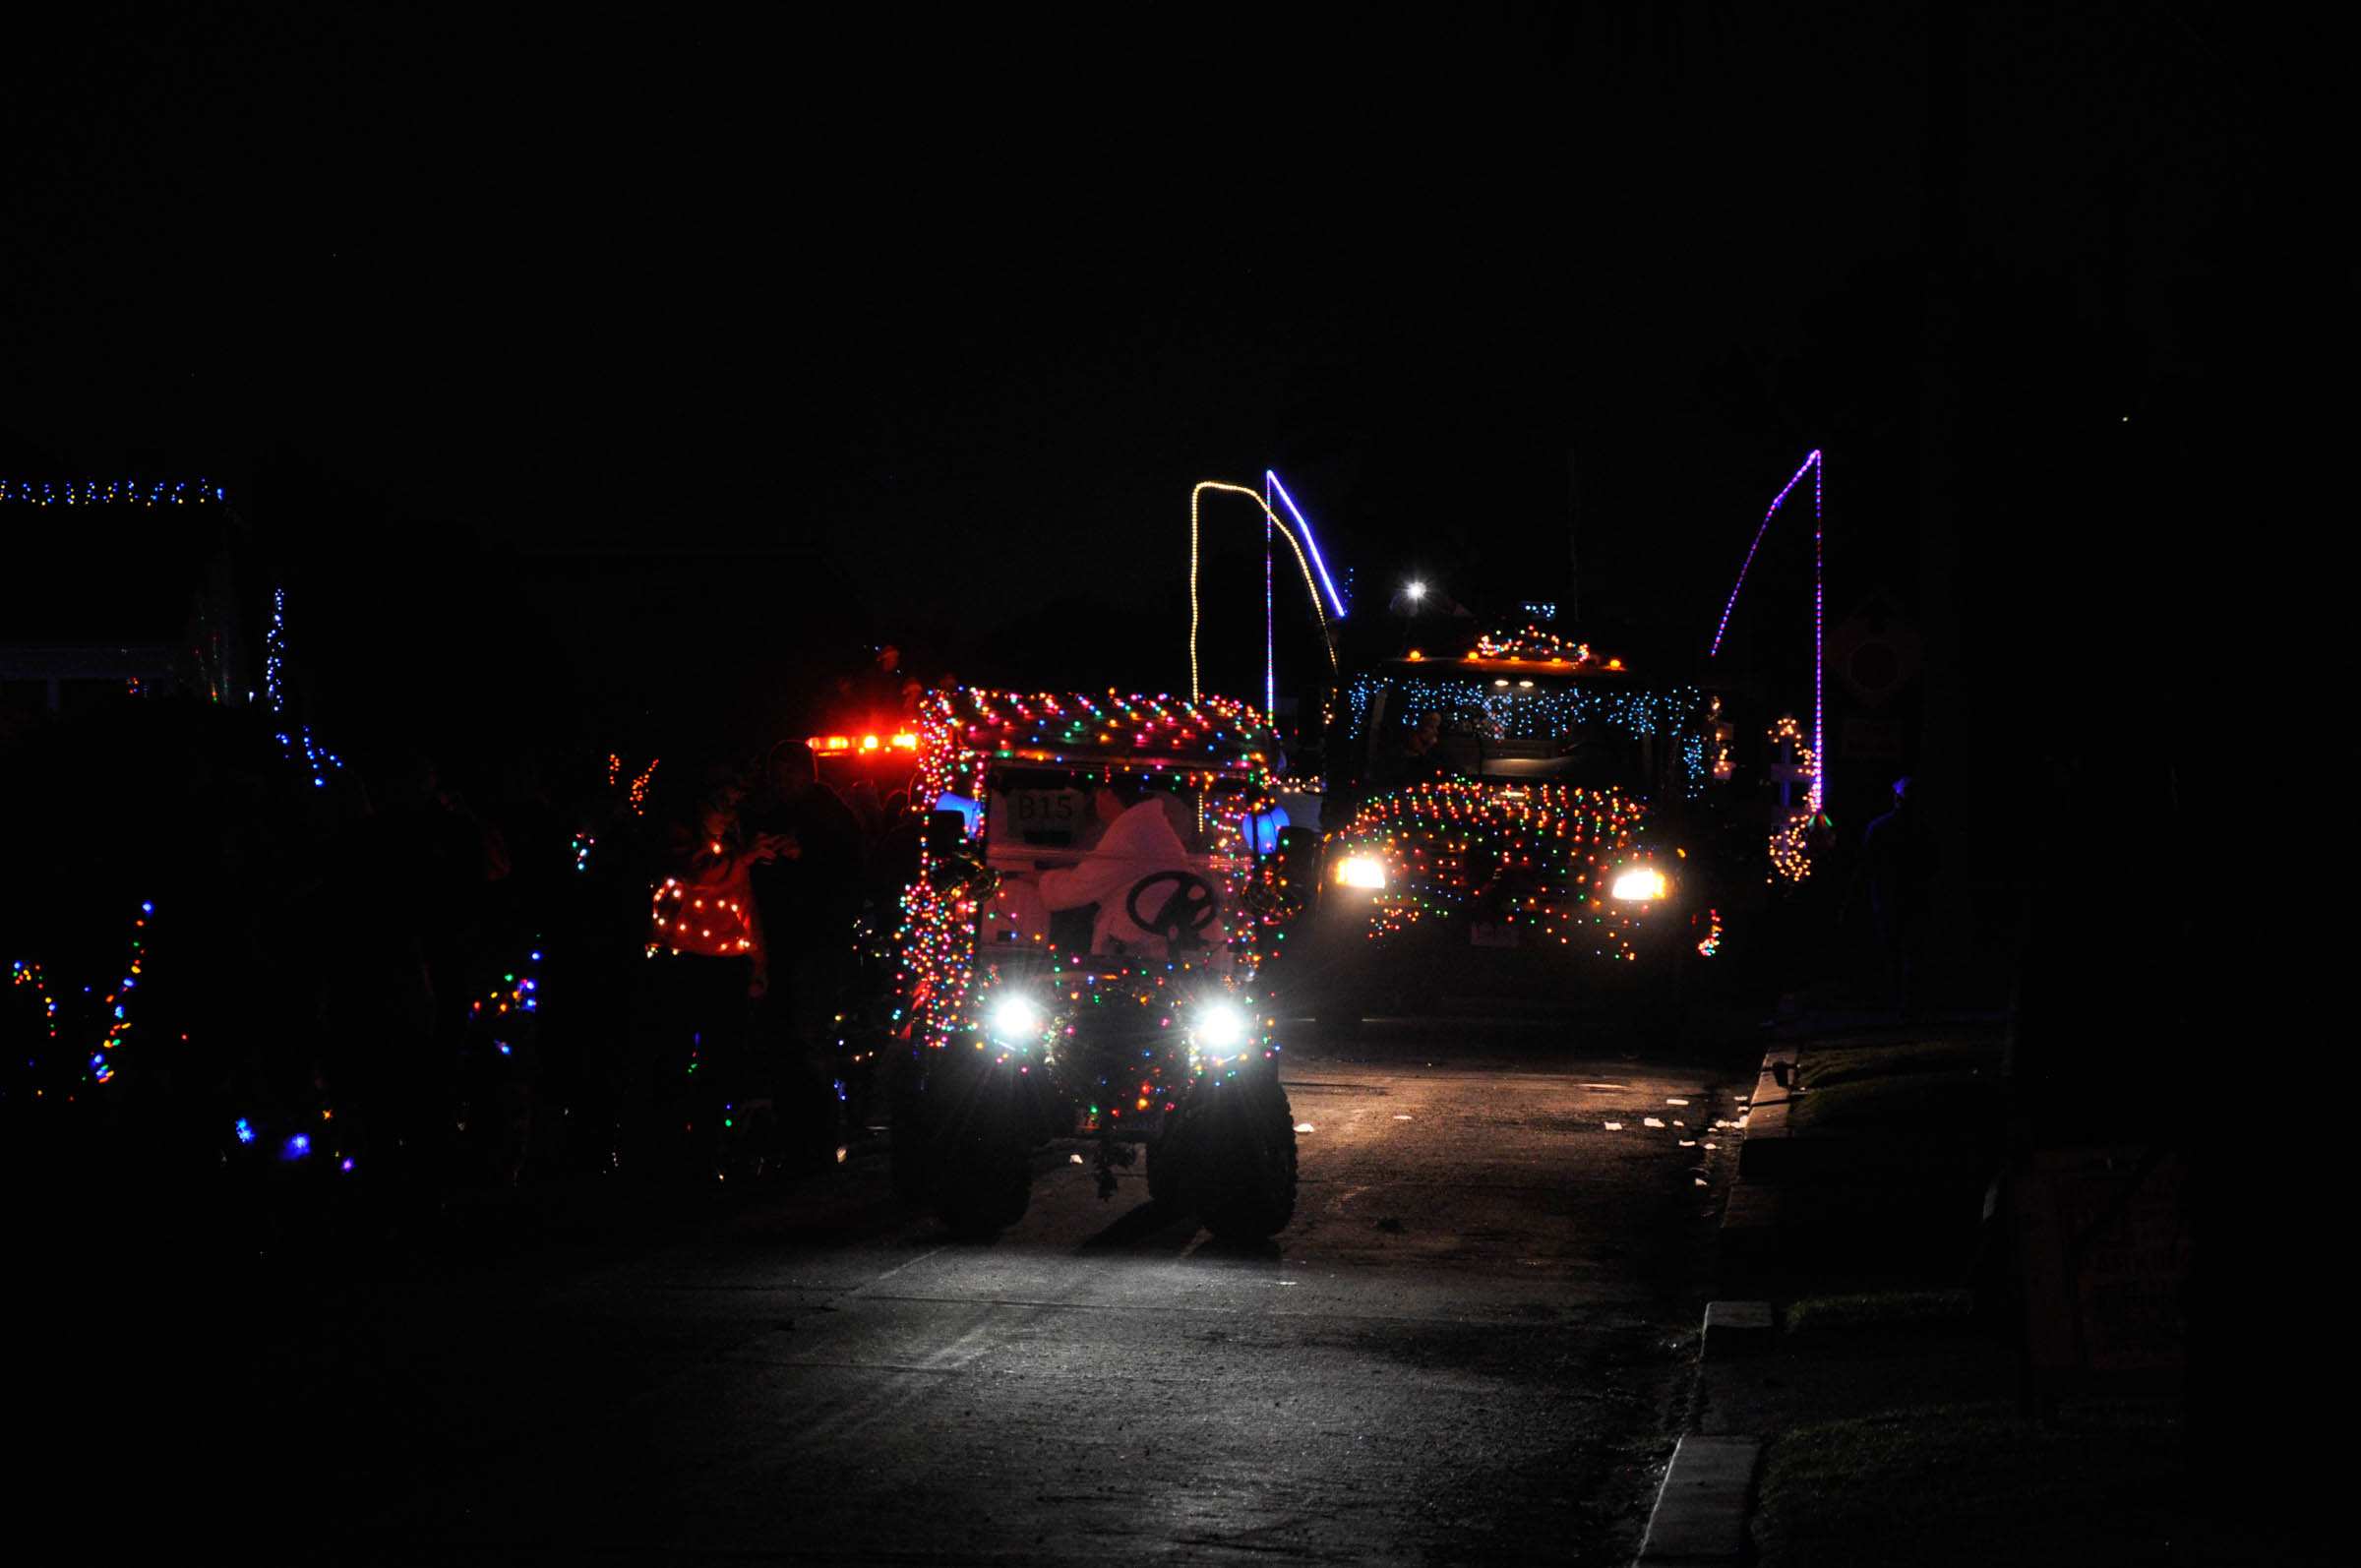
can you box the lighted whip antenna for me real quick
[1709,450,1825,814]
[1188,480,1339,704]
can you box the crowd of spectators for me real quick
[0,654,930,1209]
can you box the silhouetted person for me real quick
[1384,711,1444,784]
[1859,774,1936,1017]
[845,776,885,840]
[748,741,865,1052]
[629,788,786,1176]
[867,787,921,899]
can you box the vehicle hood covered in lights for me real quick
[1327,780,1666,958]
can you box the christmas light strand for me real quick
[1708,450,1826,813]
[1765,716,1824,883]
[1344,674,1710,796]
[891,690,1279,1061]
[265,588,343,787]
[8,901,154,1089]
[1264,469,1348,619]
[0,479,225,508]
[1329,781,1658,958]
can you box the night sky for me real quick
[2,3,2322,764]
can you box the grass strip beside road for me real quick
[1752,1397,2268,1568]
[1782,1287,1973,1335]
[1788,1034,2002,1144]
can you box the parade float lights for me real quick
[1188,480,1339,701]
[1263,469,1348,620]
[1345,676,1710,796]
[913,689,1276,811]
[1328,781,1665,958]
[1710,449,1827,816]
[891,689,1281,1081]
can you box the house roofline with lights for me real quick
[0,479,258,719]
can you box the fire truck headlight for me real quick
[1335,855,1387,891]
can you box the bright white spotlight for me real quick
[1405,580,1427,602]
[1335,855,1387,890]
[988,994,1044,1043]
[1193,1000,1249,1055]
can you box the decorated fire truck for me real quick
[1282,625,1728,1035]
[886,688,1299,1238]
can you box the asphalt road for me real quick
[47,1024,1747,1565]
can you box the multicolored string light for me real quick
[468,946,545,1022]
[8,900,153,1089]
[1471,625,1610,665]
[912,689,1275,812]
[1327,782,1661,958]
[893,691,1279,1062]
[1764,715,1826,883]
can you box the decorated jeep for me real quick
[1283,626,1727,1035]
[887,688,1299,1238]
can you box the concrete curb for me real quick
[1642,1050,1791,1563]
[1703,1299,1774,1358]
[1732,1047,1795,1179]
[1718,1043,1790,1269]
[1637,1434,1761,1563]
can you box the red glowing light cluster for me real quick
[810,730,921,755]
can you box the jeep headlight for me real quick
[987,992,1045,1045]
[1335,854,1387,891]
[1191,999,1251,1057]
[1610,866,1671,902]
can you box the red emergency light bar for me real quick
[810,731,920,755]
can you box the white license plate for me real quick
[1009,789,1087,841]
[1469,921,1520,948]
